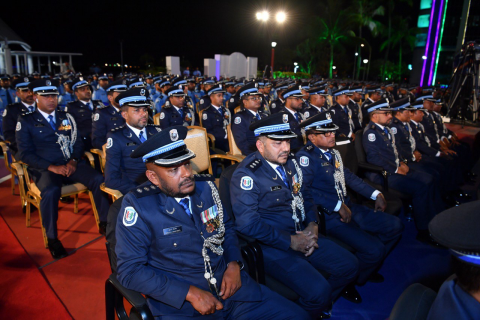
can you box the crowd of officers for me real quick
[1,71,477,319]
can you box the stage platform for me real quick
[1,123,479,319]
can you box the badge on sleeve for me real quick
[368,133,376,142]
[304,111,310,118]
[2,109,6,117]
[203,113,208,120]
[160,112,165,120]
[200,99,204,104]
[391,127,397,134]
[123,206,138,227]
[106,137,113,149]
[240,176,253,190]
[271,103,276,109]
[16,122,21,131]
[234,116,241,124]
[230,98,234,103]
[300,156,309,167]
[94,113,100,121]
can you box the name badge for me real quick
[126,142,137,146]
[321,162,329,166]
[35,123,45,127]
[163,226,182,236]
[270,185,282,191]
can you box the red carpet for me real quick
[0,215,72,319]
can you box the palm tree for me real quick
[380,17,418,81]
[315,0,364,78]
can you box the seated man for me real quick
[16,79,109,259]
[104,88,162,195]
[428,201,480,319]
[91,80,127,149]
[330,88,356,141]
[202,84,231,152]
[115,126,309,319]
[362,99,444,246]
[158,85,196,129]
[231,83,267,156]
[231,113,358,318]
[297,112,403,301]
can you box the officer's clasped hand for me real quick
[219,261,242,300]
[291,231,319,256]
[186,285,223,315]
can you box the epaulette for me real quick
[147,123,161,127]
[21,111,34,116]
[133,183,161,198]
[288,152,296,159]
[110,125,126,132]
[194,174,215,181]
[67,101,76,105]
[57,109,67,113]
[247,158,262,172]
[305,145,314,152]
[6,103,19,108]
[96,104,108,109]
[370,124,376,129]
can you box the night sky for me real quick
[2,0,419,74]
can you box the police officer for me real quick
[153,79,170,113]
[223,81,235,107]
[230,113,358,318]
[297,112,403,301]
[58,80,76,110]
[186,78,198,110]
[198,78,216,111]
[330,88,356,141]
[144,74,154,95]
[92,74,110,105]
[104,88,161,195]
[0,75,16,134]
[91,80,127,149]
[158,85,196,129]
[2,77,35,155]
[427,201,480,319]
[202,84,231,152]
[348,86,364,132]
[231,83,267,155]
[66,78,104,152]
[226,81,244,114]
[361,87,382,127]
[270,83,288,114]
[280,85,305,151]
[362,99,444,246]
[115,126,309,319]
[383,84,396,102]
[15,79,109,259]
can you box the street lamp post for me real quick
[271,42,277,75]
[256,10,286,78]
[363,59,369,81]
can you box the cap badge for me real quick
[283,114,289,123]
[140,89,146,96]
[170,129,179,141]
[122,80,127,85]
[255,83,258,88]
[326,113,331,120]
[46,80,51,86]
[79,77,84,81]
[24,77,29,82]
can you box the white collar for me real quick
[21,101,35,109]
[374,122,386,130]
[126,123,146,138]
[80,100,92,105]
[247,109,258,117]
[175,196,192,213]
[37,108,55,122]
[211,104,221,111]
[284,107,297,117]
[410,120,418,125]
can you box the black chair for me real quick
[335,138,403,216]
[389,283,437,320]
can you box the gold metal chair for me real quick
[90,147,106,173]
[153,113,160,125]
[100,183,123,202]
[185,126,243,176]
[0,141,18,195]
[14,153,101,248]
[226,124,245,160]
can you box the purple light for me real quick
[428,0,445,85]
[420,0,437,87]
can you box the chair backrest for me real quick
[389,283,437,320]
[101,144,107,171]
[185,126,212,174]
[11,162,26,201]
[335,139,359,174]
[218,163,240,222]
[0,141,12,173]
[198,109,205,127]
[153,113,160,125]
[227,124,244,158]
[354,129,367,163]
[234,106,241,114]
[20,163,34,193]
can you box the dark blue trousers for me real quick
[158,284,310,320]
[326,202,403,285]
[261,237,358,318]
[29,160,109,239]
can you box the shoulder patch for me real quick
[247,159,262,172]
[200,99,204,104]
[2,109,6,117]
[203,113,207,120]
[391,127,397,134]
[271,103,276,108]
[16,122,21,131]
[93,113,100,121]
[240,176,253,190]
[368,133,376,142]
[230,98,234,103]
[194,174,215,181]
[300,156,309,167]
[160,112,165,120]
[123,206,138,227]
[234,116,241,124]
[106,137,113,148]
[304,111,310,118]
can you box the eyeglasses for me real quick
[376,111,392,116]
[247,96,262,101]
[313,131,336,137]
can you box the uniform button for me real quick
[277,199,280,202]
[173,243,177,247]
